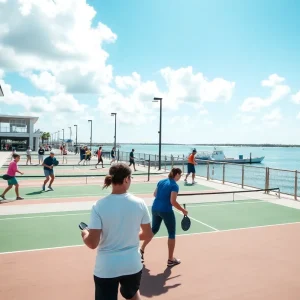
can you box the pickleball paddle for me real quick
[181,204,191,231]
[79,222,88,230]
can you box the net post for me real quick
[207,161,210,180]
[278,188,281,199]
[242,165,244,188]
[165,156,167,171]
[294,171,297,200]
[222,164,225,184]
[144,154,146,167]
[147,155,150,182]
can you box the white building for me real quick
[0,115,41,151]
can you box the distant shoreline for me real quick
[118,143,300,148]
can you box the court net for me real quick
[177,188,280,206]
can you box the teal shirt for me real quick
[43,156,54,170]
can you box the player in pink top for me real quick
[0,154,24,202]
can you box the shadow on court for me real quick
[25,190,52,196]
[140,266,181,297]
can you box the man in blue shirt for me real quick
[140,168,188,267]
[42,151,56,191]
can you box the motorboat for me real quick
[194,148,264,164]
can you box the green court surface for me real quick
[0,181,213,200]
[1,200,300,253]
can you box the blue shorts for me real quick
[187,163,195,174]
[8,177,18,186]
[44,169,54,177]
[151,210,176,239]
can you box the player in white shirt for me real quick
[81,163,153,300]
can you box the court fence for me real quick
[116,150,300,201]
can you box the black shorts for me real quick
[94,270,142,300]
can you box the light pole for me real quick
[88,120,92,149]
[62,129,64,144]
[0,84,3,96]
[74,125,78,146]
[58,130,60,142]
[153,97,162,170]
[69,126,72,141]
[111,113,117,151]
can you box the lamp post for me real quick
[69,126,72,141]
[153,97,162,170]
[74,125,78,146]
[111,113,117,151]
[58,130,60,142]
[62,129,64,144]
[88,120,92,148]
[0,84,4,97]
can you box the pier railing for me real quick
[117,150,300,201]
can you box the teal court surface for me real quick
[1,163,300,299]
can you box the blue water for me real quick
[105,144,300,197]
[116,144,300,171]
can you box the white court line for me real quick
[0,201,267,220]
[0,212,90,221]
[185,200,266,208]
[1,221,300,255]
[174,209,219,231]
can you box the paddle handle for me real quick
[183,204,186,209]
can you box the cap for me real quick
[50,151,55,154]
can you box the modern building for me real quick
[0,115,41,151]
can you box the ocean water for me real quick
[117,144,300,171]
[111,144,300,197]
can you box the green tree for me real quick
[41,132,51,144]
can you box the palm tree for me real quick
[41,132,51,144]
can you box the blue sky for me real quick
[1,0,300,144]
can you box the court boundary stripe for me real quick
[0,200,267,220]
[2,221,300,255]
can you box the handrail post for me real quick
[148,155,150,182]
[207,161,210,180]
[242,165,244,188]
[222,164,225,184]
[294,170,297,200]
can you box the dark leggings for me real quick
[151,210,176,239]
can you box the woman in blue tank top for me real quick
[140,167,188,267]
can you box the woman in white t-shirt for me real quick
[81,163,153,300]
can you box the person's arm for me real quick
[42,158,53,169]
[170,191,188,215]
[153,187,157,197]
[82,205,102,249]
[81,229,101,249]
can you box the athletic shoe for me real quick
[16,197,24,200]
[0,195,6,200]
[48,186,53,191]
[167,258,181,267]
[42,185,45,191]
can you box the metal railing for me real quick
[116,150,300,201]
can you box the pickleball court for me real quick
[1,158,300,299]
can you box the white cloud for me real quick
[261,74,285,87]
[292,91,300,104]
[0,78,87,115]
[25,71,65,93]
[0,68,4,78]
[0,0,116,94]
[115,72,141,90]
[160,66,235,107]
[240,74,290,112]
